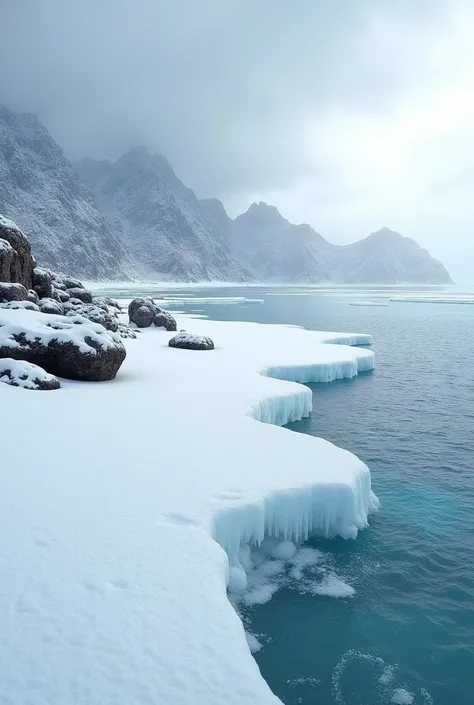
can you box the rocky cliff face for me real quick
[231,204,452,284]
[78,149,252,282]
[0,105,135,280]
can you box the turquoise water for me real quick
[99,284,474,704]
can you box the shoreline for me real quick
[1,313,377,704]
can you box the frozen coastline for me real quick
[0,315,377,704]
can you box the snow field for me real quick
[0,314,376,704]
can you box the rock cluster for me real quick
[128,297,177,331]
[0,215,132,384]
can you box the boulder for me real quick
[57,290,71,303]
[0,282,29,303]
[51,275,66,291]
[63,301,119,332]
[0,309,126,381]
[0,215,34,288]
[93,296,121,311]
[154,309,177,331]
[130,304,155,328]
[66,287,92,303]
[63,276,84,290]
[168,332,214,350]
[0,300,40,312]
[32,268,53,299]
[117,322,138,339]
[38,298,64,315]
[0,358,60,390]
[28,289,39,304]
[128,297,156,319]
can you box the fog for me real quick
[2,0,473,280]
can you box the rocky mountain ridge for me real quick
[0,104,452,284]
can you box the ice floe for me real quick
[0,314,377,704]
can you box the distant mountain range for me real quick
[0,105,453,284]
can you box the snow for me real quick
[0,308,123,353]
[0,237,13,251]
[0,358,59,389]
[0,213,21,231]
[0,314,377,705]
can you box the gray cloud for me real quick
[1,0,472,279]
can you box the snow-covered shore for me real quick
[0,315,377,704]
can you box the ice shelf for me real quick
[0,314,377,705]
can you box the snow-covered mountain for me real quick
[326,227,453,284]
[78,149,252,282]
[232,202,330,283]
[231,202,452,284]
[0,105,135,280]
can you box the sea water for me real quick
[97,283,474,704]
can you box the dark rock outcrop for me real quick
[128,297,155,319]
[0,215,34,288]
[116,322,138,339]
[154,309,177,331]
[0,282,28,302]
[131,304,155,328]
[32,267,53,298]
[169,332,214,350]
[0,309,126,381]
[0,358,60,390]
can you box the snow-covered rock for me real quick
[0,358,60,390]
[169,332,215,350]
[0,105,135,280]
[38,298,64,315]
[130,304,155,328]
[77,148,253,282]
[32,267,53,298]
[0,300,40,312]
[66,287,92,303]
[0,309,126,381]
[0,282,28,303]
[153,309,177,331]
[63,301,119,332]
[0,214,34,287]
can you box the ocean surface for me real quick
[98,284,474,705]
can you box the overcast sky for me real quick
[2,0,473,280]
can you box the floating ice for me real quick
[0,314,377,705]
[160,296,264,306]
[391,688,415,704]
[349,301,389,307]
[391,295,474,305]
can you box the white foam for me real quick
[311,574,355,598]
[391,688,415,704]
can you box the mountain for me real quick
[78,149,252,282]
[326,227,453,284]
[231,203,452,284]
[0,105,135,280]
[232,202,330,283]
